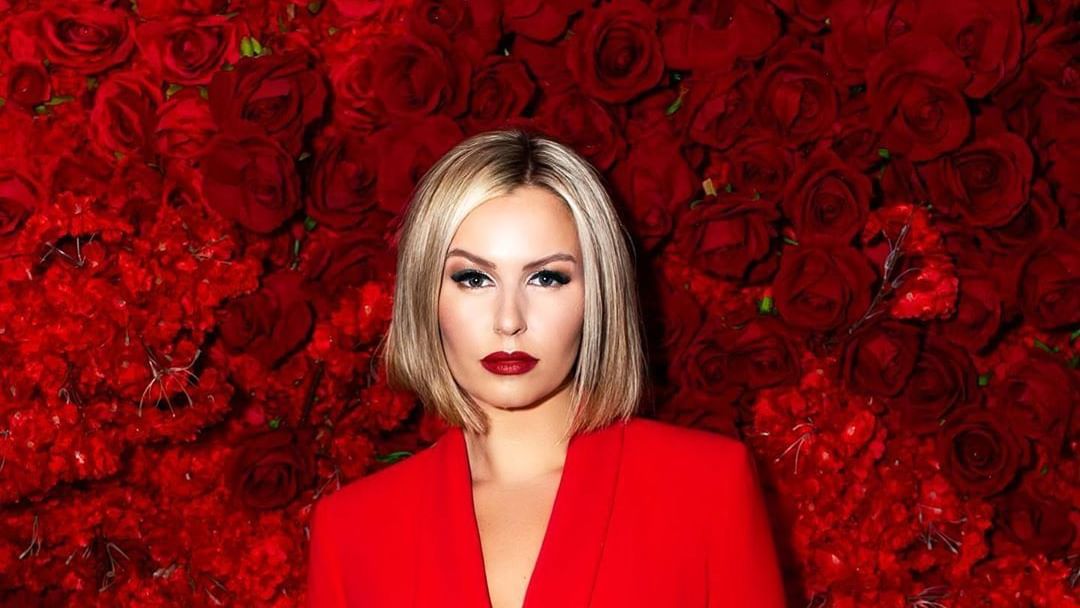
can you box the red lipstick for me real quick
[481,351,539,375]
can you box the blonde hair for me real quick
[378,129,647,439]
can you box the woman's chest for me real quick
[471,474,562,608]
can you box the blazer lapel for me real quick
[522,419,626,607]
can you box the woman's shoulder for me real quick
[624,416,748,465]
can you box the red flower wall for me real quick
[1,0,1078,605]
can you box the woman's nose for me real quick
[493,287,526,336]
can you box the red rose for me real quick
[997,350,1079,452]
[773,243,876,332]
[839,319,922,398]
[226,428,316,511]
[410,0,501,55]
[328,37,388,135]
[566,0,665,104]
[3,61,51,109]
[0,165,40,238]
[712,317,802,391]
[89,70,163,158]
[370,22,472,120]
[938,270,1003,353]
[658,386,741,438]
[673,193,780,281]
[463,56,538,134]
[782,148,871,246]
[154,89,218,161]
[502,0,584,42]
[305,135,385,231]
[888,333,977,434]
[1014,230,1080,330]
[867,34,971,161]
[679,67,755,151]
[373,116,464,214]
[218,271,314,369]
[534,88,627,171]
[754,43,839,147]
[823,0,913,87]
[830,97,882,172]
[939,406,1030,498]
[914,0,1023,98]
[208,50,328,157]
[919,115,1034,227]
[135,15,237,86]
[200,125,301,234]
[302,228,396,309]
[979,179,1060,256]
[703,131,793,201]
[995,489,1077,557]
[31,4,135,74]
[659,0,780,70]
[610,131,697,251]
[133,0,229,18]
[672,319,777,403]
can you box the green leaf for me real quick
[223,11,241,19]
[783,237,799,246]
[251,37,263,55]
[292,239,301,257]
[298,151,312,162]
[724,183,733,193]
[1068,355,1079,369]
[327,26,339,36]
[308,1,321,13]
[268,417,281,429]
[165,83,183,98]
[222,62,235,71]
[1040,464,1049,475]
[758,296,774,314]
[0,98,5,107]
[45,95,75,106]
[33,104,48,115]
[304,216,317,231]
[977,373,990,387]
[664,95,683,116]
[113,150,125,161]
[198,86,209,100]
[688,198,704,209]
[877,147,891,160]
[752,190,761,201]
[240,37,254,57]
[86,76,99,90]
[1033,338,1057,353]
[376,450,413,464]
[1070,327,1080,343]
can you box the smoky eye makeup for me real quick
[448,268,572,289]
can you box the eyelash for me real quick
[450,269,571,290]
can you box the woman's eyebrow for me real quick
[446,249,577,271]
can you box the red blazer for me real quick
[308,416,786,607]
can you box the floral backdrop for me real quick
[0,0,1078,605]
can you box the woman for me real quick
[307,130,786,607]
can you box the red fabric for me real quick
[308,416,786,607]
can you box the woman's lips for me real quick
[481,351,538,375]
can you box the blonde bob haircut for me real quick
[379,128,648,439]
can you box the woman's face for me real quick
[438,185,585,415]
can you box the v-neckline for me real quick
[462,430,576,608]
[416,419,628,608]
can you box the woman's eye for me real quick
[530,270,571,288]
[451,270,492,289]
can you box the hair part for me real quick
[377,129,648,440]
